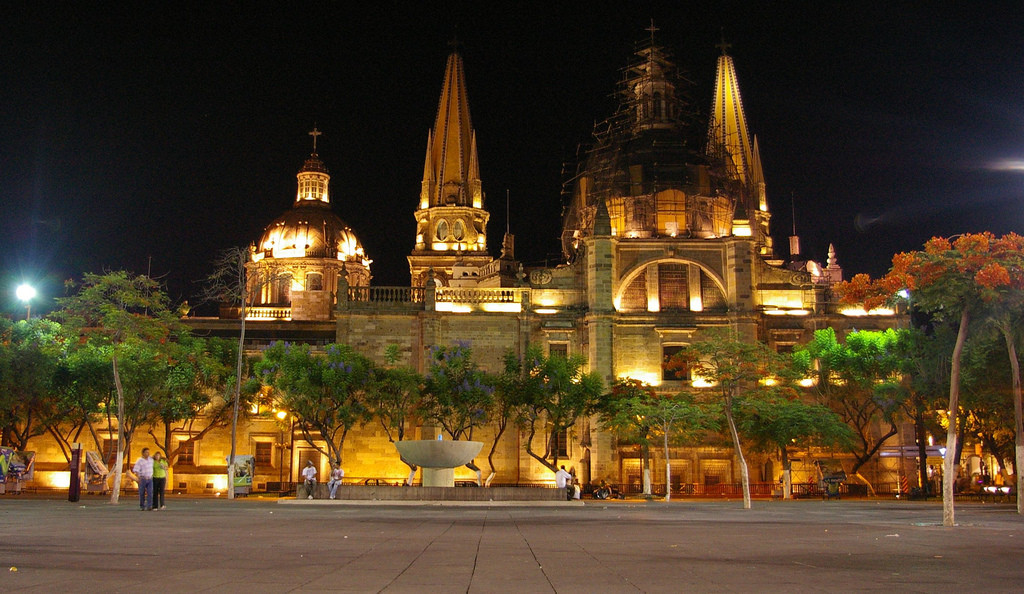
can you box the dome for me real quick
[253,201,367,263]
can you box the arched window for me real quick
[452,220,466,241]
[306,273,323,291]
[658,264,688,310]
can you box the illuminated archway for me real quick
[614,258,727,313]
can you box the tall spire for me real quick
[409,47,491,286]
[708,42,773,256]
[751,135,767,211]
[420,49,483,210]
[708,46,754,186]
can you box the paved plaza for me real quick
[0,496,1022,592]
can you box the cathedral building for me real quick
[26,33,903,494]
[274,38,897,489]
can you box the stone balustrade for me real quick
[246,306,292,320]
[435,287,528,304]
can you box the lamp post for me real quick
[16,283,36,321]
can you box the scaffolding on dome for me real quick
[561,38,745,261]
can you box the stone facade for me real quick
[21,35,907,495]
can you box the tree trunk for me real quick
[943,308,969,527]
[227,275,247,500]
[725,392,751,509]
[641,441,652,497]
[486,419,508,485]
[780,446,792,500]
[110,354,125,505]
[662,427,674,502]
[915,404,930,495]
[523,421,559,473]
[1002,328,1024,515]
[853,471,876,496]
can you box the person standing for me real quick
[327,462,345,500]
[301,460,317,499]
[130,448,154,511]
[152,452,168,510]
[554,465,572,500]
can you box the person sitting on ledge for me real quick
[301,460,317,500]
[327,462,345,500]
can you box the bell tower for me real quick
[408,47,492,286]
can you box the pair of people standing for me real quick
[130,448,168,510]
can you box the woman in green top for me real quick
[152,451,169,510]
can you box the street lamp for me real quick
[16,284,36,321]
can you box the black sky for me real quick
[2,3,1023,314]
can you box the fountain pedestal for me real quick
[394,440,483,488]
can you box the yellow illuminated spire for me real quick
[751,135,767,211]
[709,41,773,255]
[409,46,491,285]
[420,49,483,210]
[708,42,755,186]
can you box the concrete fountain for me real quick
[394,439,483,487]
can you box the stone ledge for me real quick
[296,483,565,501]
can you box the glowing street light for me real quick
[16,284,36,320]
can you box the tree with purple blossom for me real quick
[256,342,372,466]
[420,343,495,483]
[420,343,495,441]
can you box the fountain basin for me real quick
[395,440,483,487]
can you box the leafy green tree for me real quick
[486,348,538,485]
[0,318,62,450]
[668,328,781,509]
[737,390,853,499]
[599,379,656,496]
[509,347,604,474]
[106,341,175,463]
[257,342,372,465]
[48,341,111,463]
[370,345,424,485]
[56,271,184,504]
[600,378,711,500]
[148,336,242,469]
[892,326,953,495]
[959,333,1016,483]
[792,327,907,494]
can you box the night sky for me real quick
[2,4,1022,315]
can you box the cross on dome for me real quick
[309,127,322,154]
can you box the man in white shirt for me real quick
[301,460,317,499]
[327,463,345,500]
[130,448,154,511]
[554,465,572,500]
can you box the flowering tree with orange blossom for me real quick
[837,232,1024,525]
